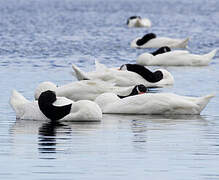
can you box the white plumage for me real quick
[72,61,174,87]
[137,49,218,66]
[95,92,214,115]
[34,80,137,101]
[127,17,151,28]
[131,37,189,49]
[10,90,102,121]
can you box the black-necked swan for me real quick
[137,48,218,66]
[71,61,174,88]
[131,33,189,49]
[10,90,102,121]
[94,87,214,115]
[127,16,151,28]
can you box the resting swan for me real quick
[72,61,174,88]
[95,89,214,115]
[127,16,151,28]
[10,90,102,121]
[34,80,141,101]
[137,47,218,66]
[131,33,189,49]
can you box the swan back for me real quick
[63,100,102,121]
[131,37,189,49]
[137,49,217,66]
[95,93,214,115]
[35,81,57,100]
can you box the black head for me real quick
[119,64,163,83]
[136,33,156,46]
[118,84,147,99]
[151,46,171,56]
[38,90,72,121]
[38,90,56,105]
[153,70,163,82]
[129,84,148,96]
[119,64,127,70]
[134,84,148,94]
[127,16,141,24]
[120,64,145,72]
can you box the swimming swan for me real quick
[10,90,102,121]
[137,48,218,66]
[127,16,151,28]
[71,61,174,87]
[131,33,189,49]
[95,91,214,115]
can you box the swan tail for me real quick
[9,90,29,114]
[72,64,90,80]
[197,93,215,113]
[178,37,189,48]
[203,49,217,60]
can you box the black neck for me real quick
[38,91,72,121]
[126,64,163,83]
[117,88,139,99]
[151,46,171,56]
[136,33,156,46]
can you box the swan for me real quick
[127,16,151,28]
[137,47,218,66]
[94,88,215,115]
[71,61,174,87]
[34,80,140,101]
[131,33,189,49]
[10,90,102,122]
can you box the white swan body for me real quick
[95,92,214,115]
[34,80,137,101]
[127,17,151,28]
[131,37,189,49]
[10,90,102,121]
[72,61,174,87]
[137,49,218,66]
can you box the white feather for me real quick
[10,90,102,121]
[95,92,214,115]
[131,37,189,49]
[71,61,174,88]
[34,80,134,101]
[137,49,218,66]
[128,18,151,28]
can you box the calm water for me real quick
[1,0,219,179]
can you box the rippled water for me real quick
[1,0,219,179]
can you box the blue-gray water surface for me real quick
[1,0,219,179]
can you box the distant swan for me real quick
[127,16,151,28]
[137,48,218,66]
[131,33,189,49]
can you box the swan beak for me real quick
[139,92,145,95]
